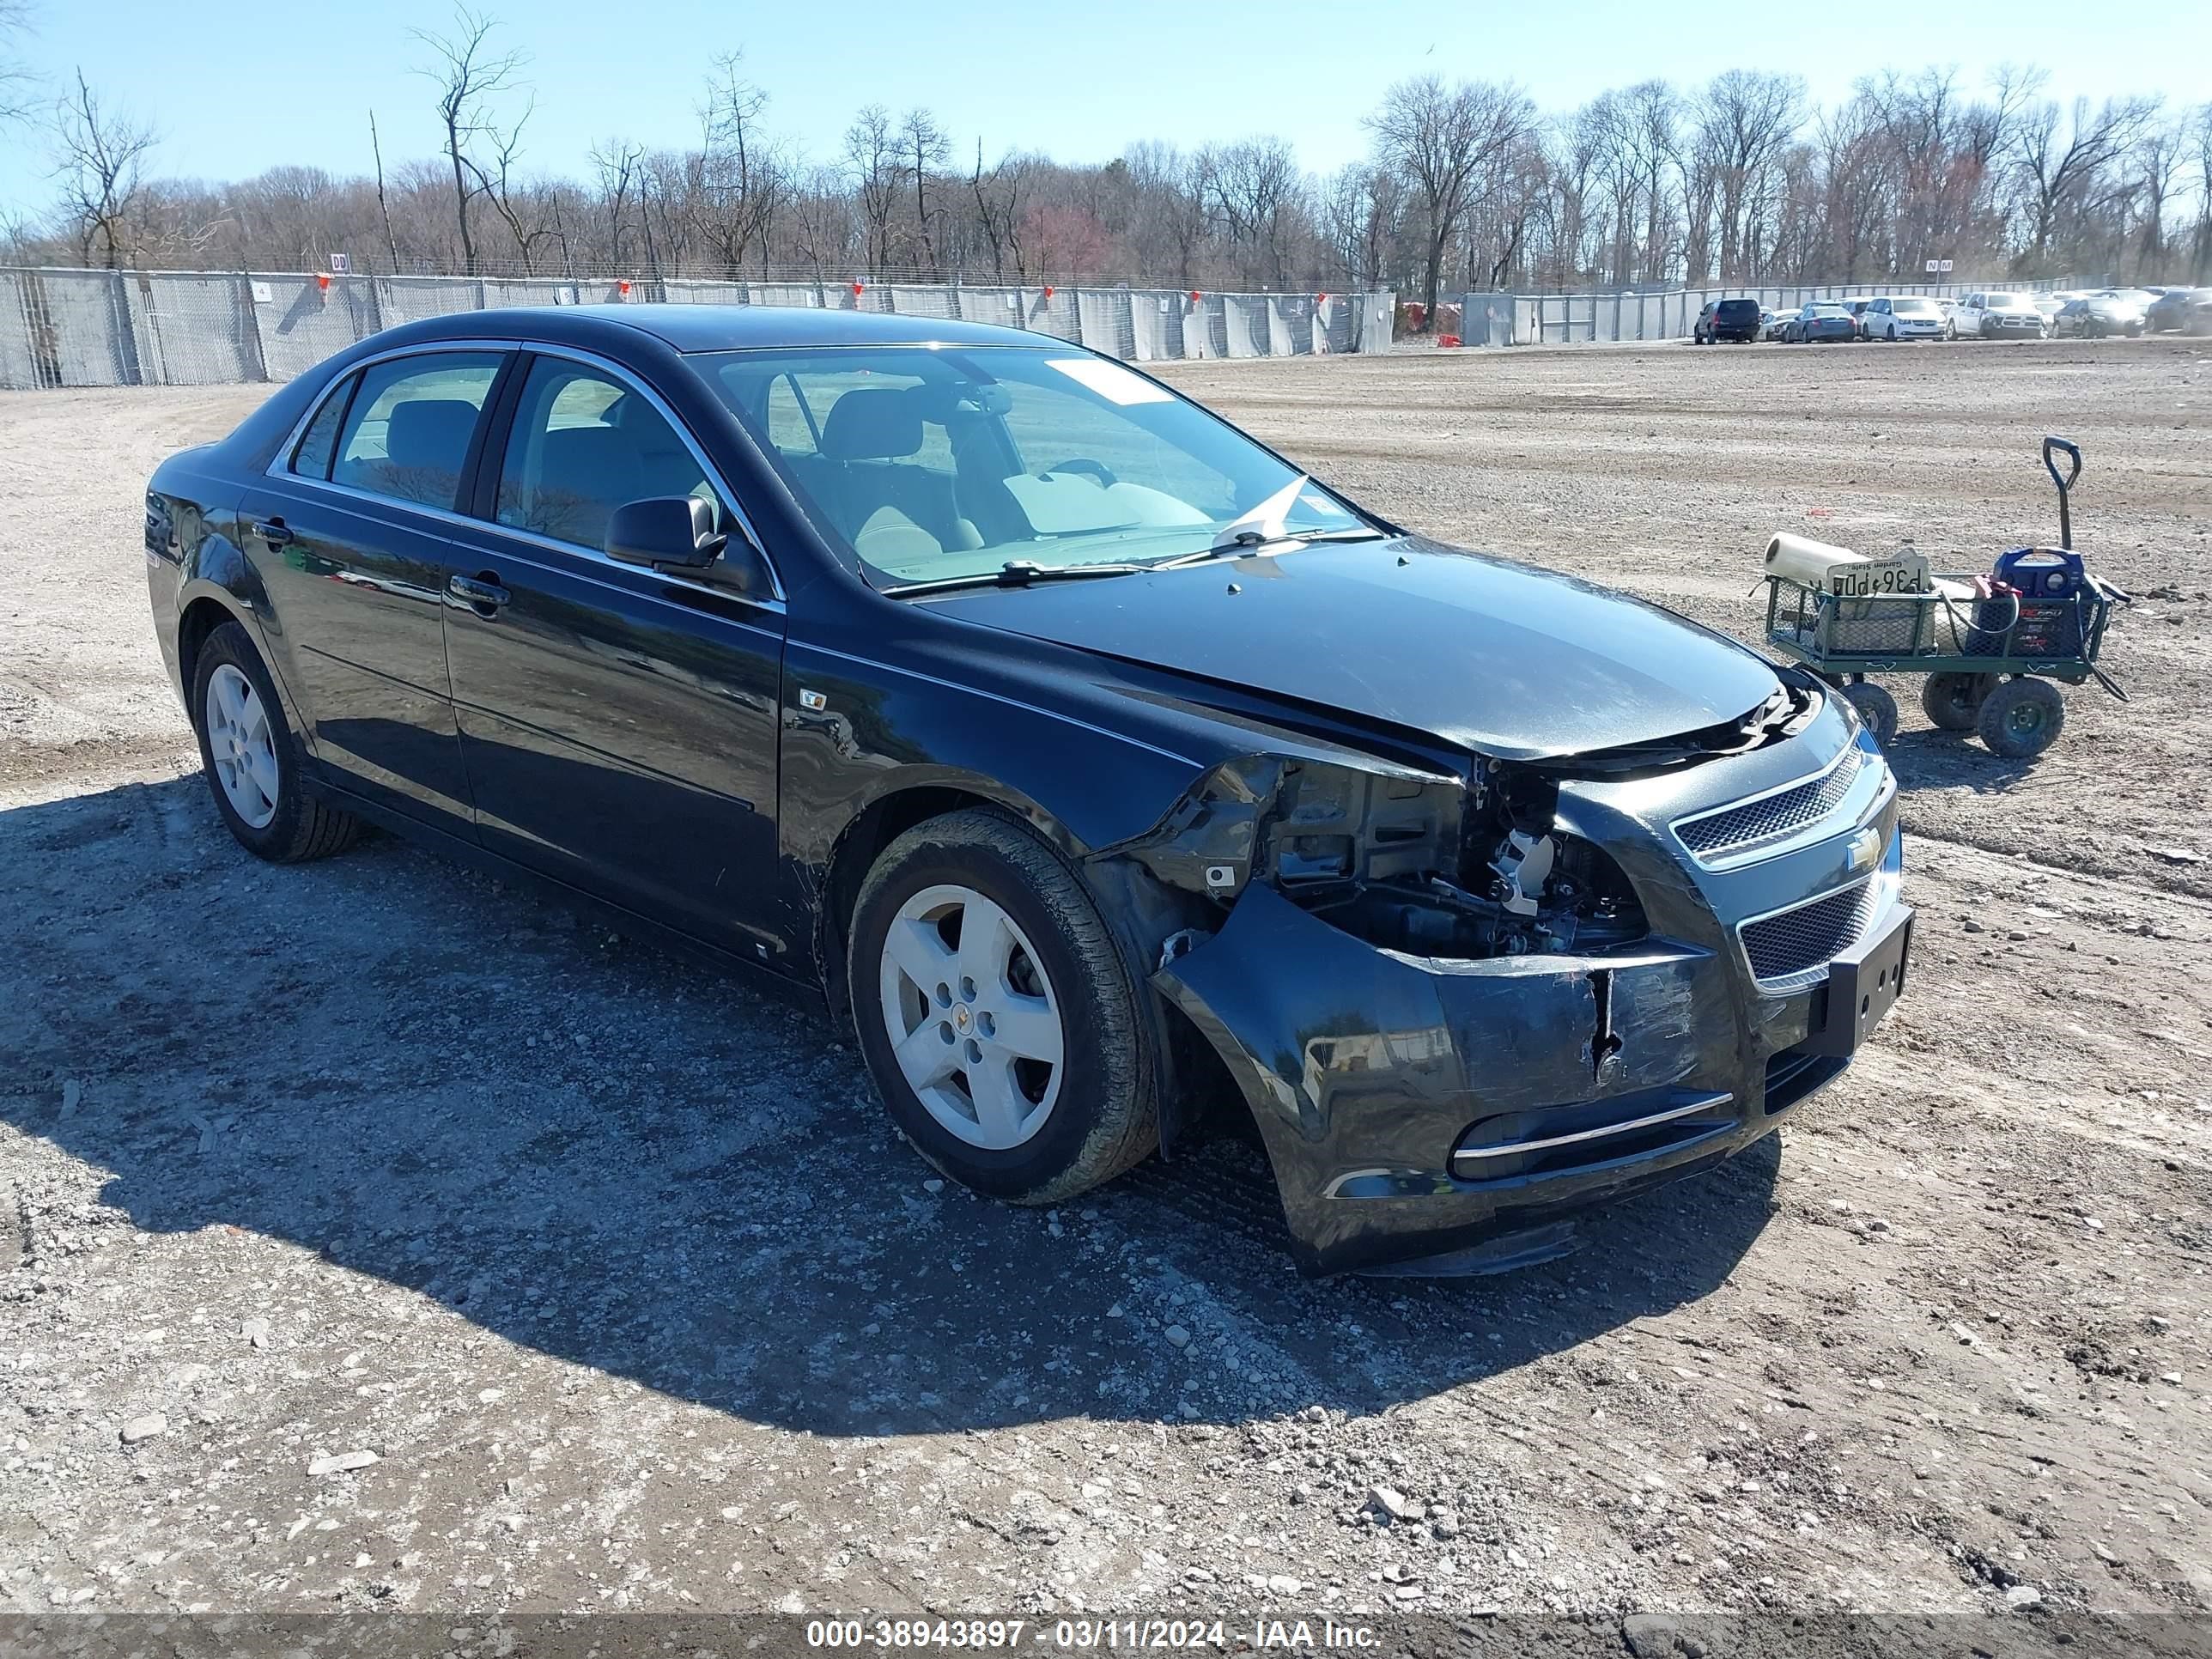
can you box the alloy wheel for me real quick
[878,883,1066,1150]
[204,663,279,830]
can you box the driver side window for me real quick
[495,359,726,551]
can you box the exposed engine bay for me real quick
[1121,751,1649,963]
[1115,677,1823,964]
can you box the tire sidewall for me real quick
[848,821,1139,1200]
[191,622,307,855]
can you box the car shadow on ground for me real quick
[2,775,1782,1439]
[1881,726,2041,796]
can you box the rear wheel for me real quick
[1921,672,1995,732]
[1843,682,1899,747]
[848,808,1158,1204]
[1976,677,2065,759]
[190,622,362,861]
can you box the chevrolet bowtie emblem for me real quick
[1846,824,1883,874]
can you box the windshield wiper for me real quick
[1153,526,1388,569]
[881,560,1147,598]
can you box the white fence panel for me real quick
[251,275,378,382]
[377,276,483,324]
[125,272,262,385]
[1078,290,1134,359]
[1222,294,1269,357]
[0,272,39,388]
[1127,291,1186,361]
[750,282,825,309]
[957,286,1024,325]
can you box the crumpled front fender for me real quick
[1154,883,1780,1276]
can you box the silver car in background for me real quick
[1951,292,2047,339]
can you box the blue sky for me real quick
[4,0,2208,220]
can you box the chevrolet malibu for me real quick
[143,307,1911,1276]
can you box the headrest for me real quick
[819,387,923,461]
[383,398,481,471]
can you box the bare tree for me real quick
[1,0,38,125]
[50,69,155,267]
[699,53,780,276]
[590,139,641,271]
[465,95,554,273]
[2010,93,2159,267]
[844,104,898,273]
[970,140,1032,281]
[1694,69,1803,283]
[412,6,527,275]
[1368,74,1534,316]
[896,107,949,277]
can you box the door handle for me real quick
[252,518,293,548]
[447,573,511,614]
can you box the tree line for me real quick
[5,5,2209,307]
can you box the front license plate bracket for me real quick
[1803,905,1913,1057]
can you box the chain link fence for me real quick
[0,268,1395,389]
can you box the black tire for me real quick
[1976,678,2066,759]
[1843,682,1899,747]
[189,621,362,862]
[847,807,1158,1205]
[1920,672,1995,732]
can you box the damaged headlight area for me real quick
[1118,754,1646,962]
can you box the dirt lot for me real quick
[3,340,2209,1650]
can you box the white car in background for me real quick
[1950,291,2047,339]
[1863,295,1945,339]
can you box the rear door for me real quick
[240,345,513,836]
[436,347,791,962]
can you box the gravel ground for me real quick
[2,340,2209,1650]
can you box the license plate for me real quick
[1829,558,1928,599]
[1803,905,1913,1057]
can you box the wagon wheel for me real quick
[1975,678,2066,759]
[1920,672,1996,732]
[1843,682,1899,747]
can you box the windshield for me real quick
[1989,295,2037,311]
[1806,305,1848,317]
[690,345,1370,587]
[1893,299,1938,315]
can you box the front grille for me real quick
[1741,879,1880,988]
[1677,746,1863,861]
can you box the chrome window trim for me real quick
[263,339,523,483]
[1669,738,1887,871]
[507,338,784,603]
[260,336,786,605]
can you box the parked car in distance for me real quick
[1951,292,2046,339]
[140,304,1910,1279]
[1693,297,1765,343]
[1841,298,1877,337]
[2142,289,2203,331]
[1863,296,1945,340]
[1784,303,1857,343]
[2052,296,2146,337]
[1760,305,1795,341]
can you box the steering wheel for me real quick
[1042,458,1117,488]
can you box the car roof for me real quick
[402,302,1057,354]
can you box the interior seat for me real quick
[811,387,982,562]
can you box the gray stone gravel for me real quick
[1,345,2208,1632]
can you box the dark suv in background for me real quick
[1693,298,1764,343]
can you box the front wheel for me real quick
[190,621,362,861]
[848,808,1158,1204]
[1977,678,2065,759]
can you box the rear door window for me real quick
[291,375,355,479]
[331,352,505,509]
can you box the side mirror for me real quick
[608,495,726,571]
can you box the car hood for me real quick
[922,537,1783,762]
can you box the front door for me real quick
[439,350,789,963]
[241,347,510,836]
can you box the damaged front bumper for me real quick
[1152,749,1908,1277]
